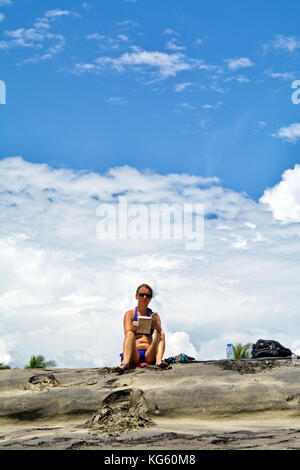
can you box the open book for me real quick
[137,316,152,334]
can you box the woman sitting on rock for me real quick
[117,283,167,371]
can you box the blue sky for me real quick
[1,0,300,199]
[1,0,300,368]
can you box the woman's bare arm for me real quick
[124,310,138,334]
[151,312,162,333]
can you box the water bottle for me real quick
[226,344,233,360]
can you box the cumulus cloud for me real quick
[95,48,193,79]
[73,46,213,81]
[260,164,300,222]
[224,57,255,70]
[272,123,300,143]
[165,332,198,358]
[1,157,300,368]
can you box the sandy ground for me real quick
[2,412,300,450]
[1,360,300,450]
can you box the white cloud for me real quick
[44,9,73,19]
[118,34,129,42]
[73,62,98,73]
[86,33,102,40]
[1,157,300,367]
[265,69,295,80]
[165,37,186,51]
[0,8,77,63]
[116,20,139,29]
[260,164,300,223]
[86,32,129,51]
[223,74,251,83]
[270,72,295,80]
[93,48,193,79]
[173,101,196,113]
[272,34,300,53]
[0,13,4,22]
[174,82,193,92]
[165,331,198,358]
[194,38,203,47]
[272,123,300,143]
[201,100,222,110]
[4,27,46,47]
[0,41,8,50]
[257,121,267,128]
[0,0,12,5]
[199,118,210,128]
[224,57,255,70]
[163,28,178,36]
[105,96,127,105]
[262,35,300,55]
[73,32,216,81]
[73,46,214,81]
[17,35,65,65]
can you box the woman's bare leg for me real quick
[145,331,165,365]
[155,332,166,365]
[122,330,140,367]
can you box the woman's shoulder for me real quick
[124,308,135,317]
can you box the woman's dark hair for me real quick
[136,283,153,298]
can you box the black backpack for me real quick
[251,339,292,359]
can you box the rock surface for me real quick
[1,360,300,450]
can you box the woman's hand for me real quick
[130,321,139,333]
[151,313,161,332]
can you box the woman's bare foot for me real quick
[114,363,133,373]
[155,361,168,369]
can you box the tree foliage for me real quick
[232,342,252,360]
[24,355,56,369]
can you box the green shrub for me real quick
[24,355,56,369]
[232,343,252,359]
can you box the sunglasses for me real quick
[138,292,152,298]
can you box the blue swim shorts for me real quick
[120,349,147,364]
